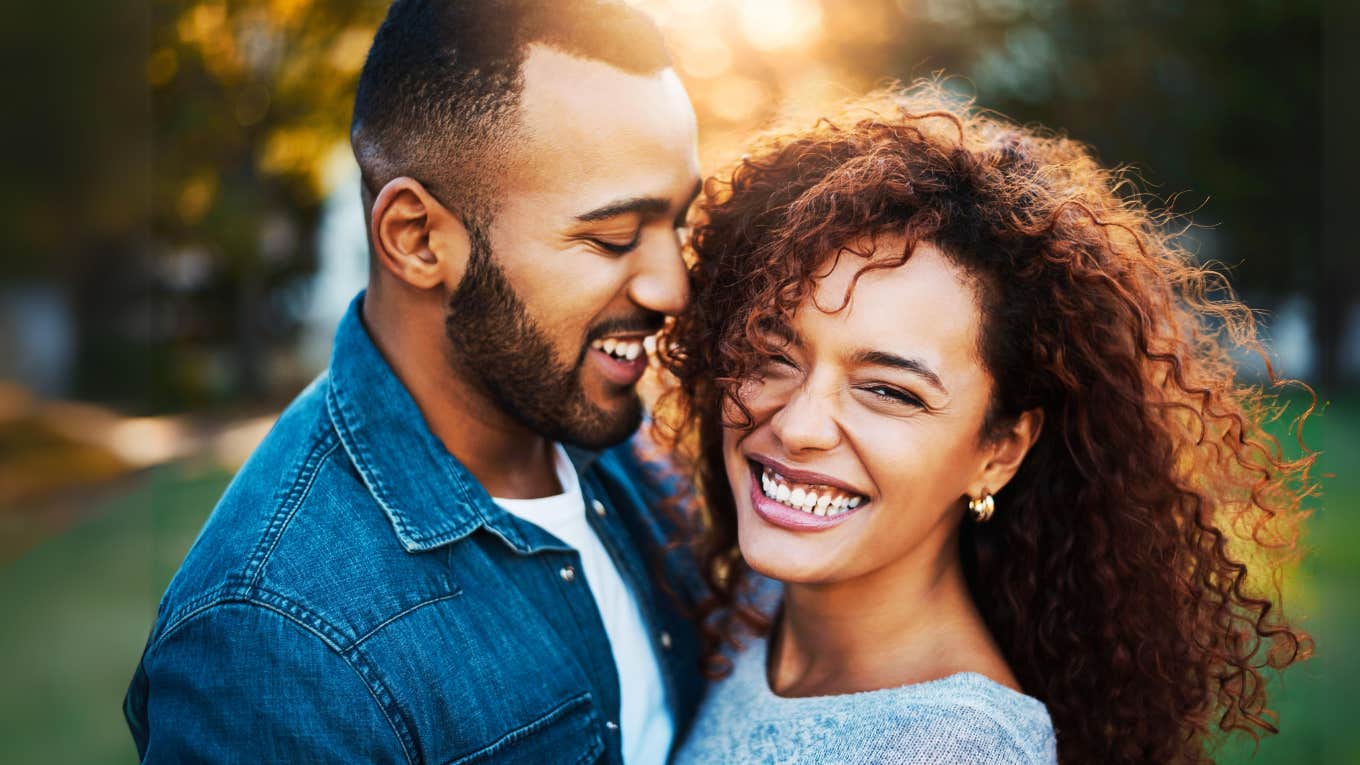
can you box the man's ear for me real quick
[969,408,1044,499]
[369,177,471,290]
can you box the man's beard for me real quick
[443,226,645,450]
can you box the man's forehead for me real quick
[506,45,698,194]
[518,44,691,123]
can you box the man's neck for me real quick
[361,293,561,499]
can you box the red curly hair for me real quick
[652,82,1314,764]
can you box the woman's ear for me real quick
[970,408,1044,498]
[369,177,471,290]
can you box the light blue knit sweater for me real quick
[672,635,1057,765]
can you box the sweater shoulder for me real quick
[874,677,1057,765]
[677,650,1057,765]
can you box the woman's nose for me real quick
[768,383,841,453]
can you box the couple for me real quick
[124,1,1310,763]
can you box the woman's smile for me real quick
[744,455,870,531]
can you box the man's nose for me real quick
[627,229,690,316]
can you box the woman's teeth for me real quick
[591,337,644,361]
[759,467,864,517]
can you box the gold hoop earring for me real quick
[968,492,996,523]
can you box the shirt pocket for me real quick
[443,692,604,765]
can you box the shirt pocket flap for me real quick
[444,692,604,765]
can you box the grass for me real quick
[0,397,1355,764]
[0,462,231,765]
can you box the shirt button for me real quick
[606,720,619,732]
[591,499,606,517]
[559,565,576,582]
[659,630,673,650]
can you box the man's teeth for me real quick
[591,337,645,361]
[759,467,865,517]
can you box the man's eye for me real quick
[590,234,640,254]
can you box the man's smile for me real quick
[588,333,653,386]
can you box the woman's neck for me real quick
[768,541,1015,697]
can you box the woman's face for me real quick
[723,238,1005,585]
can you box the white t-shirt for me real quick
[493,444,673,765]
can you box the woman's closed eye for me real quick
[858,384,925,408]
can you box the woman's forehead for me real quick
[810,239,972,315]
[799,239,983,367]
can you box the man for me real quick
[123,1,702,762]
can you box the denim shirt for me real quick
[123,294,703,764]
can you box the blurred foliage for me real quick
[151,0,385,248]
[0,3,150,282]
[141,0,388,402]
[1,0,1351,409]
[905,0,1322,295]
[644,0,1335,377]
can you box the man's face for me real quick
[444,46,700,449]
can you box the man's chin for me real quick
[557,394,644,450]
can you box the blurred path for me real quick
[0,382,276,565]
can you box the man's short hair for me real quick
[351,0,671,222]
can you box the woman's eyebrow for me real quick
[759,322,798,346]
[850,349,948,394]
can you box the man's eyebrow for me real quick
[575,196,674,223]
[851,349,948,394]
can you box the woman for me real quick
[656,83,1313,764]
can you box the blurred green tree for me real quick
[656,0,1336,384]
[890,0,1338,386]
[3,0,1350,410]
[147,0,387,400]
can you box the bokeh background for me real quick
[2,0,1356,762]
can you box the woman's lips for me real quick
[748,455,867,498]
[746,461,866,532]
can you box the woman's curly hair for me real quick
[652,81,1315,764]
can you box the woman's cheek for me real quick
[726,376,785,425]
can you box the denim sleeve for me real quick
[131,601,412,764]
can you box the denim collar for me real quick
[326,292,567,554]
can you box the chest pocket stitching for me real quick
[442,691,604,765]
